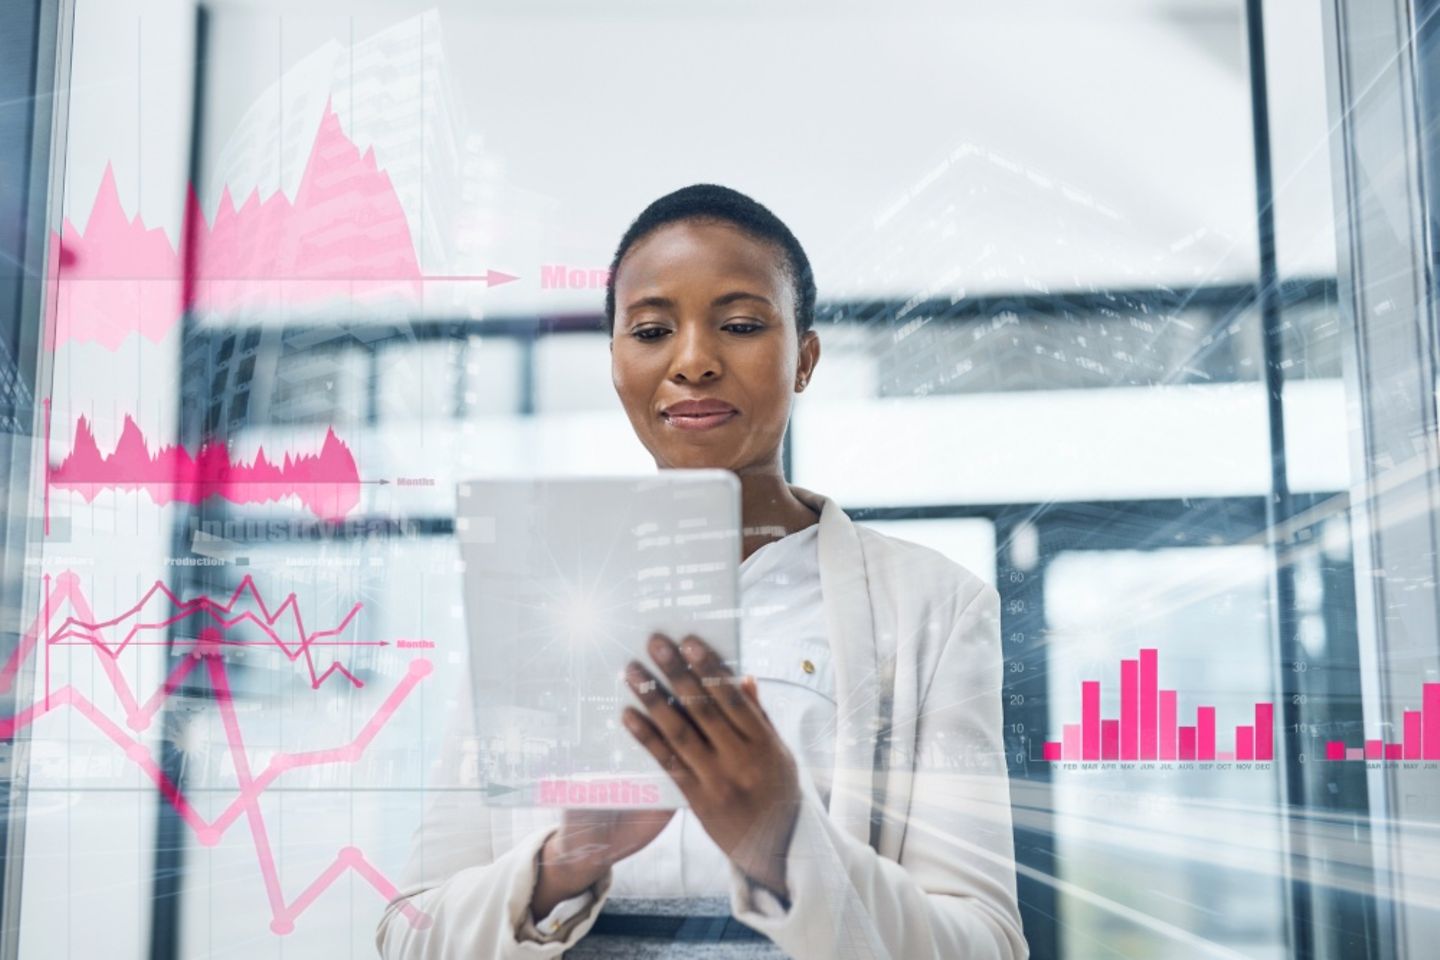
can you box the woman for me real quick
[375,184,1028,959]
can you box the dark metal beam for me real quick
[149,8,207,960]
[0,0,69,956]
[1245,2,1315,957]
[220,278,1339,347]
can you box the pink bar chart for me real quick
[1043,648,1274,764]
[1323,683,1440,762]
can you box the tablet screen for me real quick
[456,470,742,808]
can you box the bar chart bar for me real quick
[1236,726,1254,761]
[1063,724,1081,761]
[1426,683,1440,760]
[1083,681,1100,761]
[1101,720,1120,761]
[1254,703,1273,762]
[1121,659,1139,761]
[1179,726,1197,761]
[1160,690,1177,761]
[1197,706,1216,761]
[1140,648,1158,760]
[1405,711,1422,760]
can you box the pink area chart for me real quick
[49,412,362,520]
[47,99,516,351]
[0,571,432,935]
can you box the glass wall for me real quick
[2,0,1438,958]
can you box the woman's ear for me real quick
[795,330,820,391]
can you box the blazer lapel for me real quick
[788,484,881,848]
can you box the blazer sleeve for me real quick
[727,582,1030,960]
[373,681,618,958]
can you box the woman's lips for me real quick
[662,411,738,431]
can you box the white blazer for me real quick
[375,484,1029,960]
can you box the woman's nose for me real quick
[669,326,721,382]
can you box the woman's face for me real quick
[610,219,820,474]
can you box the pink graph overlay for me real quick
[0,572,432,934]
[1324,683,1440,761]
[1042,647,1275,764]
[48,412,363,521]
[47,98,517,351]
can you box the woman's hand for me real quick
[531,807,675,920]
[623,632,802,900]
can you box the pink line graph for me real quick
[1,570,371,707]
[49,413,362,520]
[0,572,433,934]
[46,98,518,352]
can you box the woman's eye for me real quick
[632,323,760,340]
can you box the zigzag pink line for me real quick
[0,572,433,934]
[0,572,366,715]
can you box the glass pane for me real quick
[24,0,1434,957]
[1044,547,1285,958]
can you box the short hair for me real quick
[603,183,817,340]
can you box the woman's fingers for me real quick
[626,631,776,802]
[622,706,696,792]
[674,634,770,740]
[645,634,744,751]
[625,661,713,769]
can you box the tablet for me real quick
[456,470,742,808]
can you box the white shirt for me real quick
[377,482,1027,960]
[526,521,833,935]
